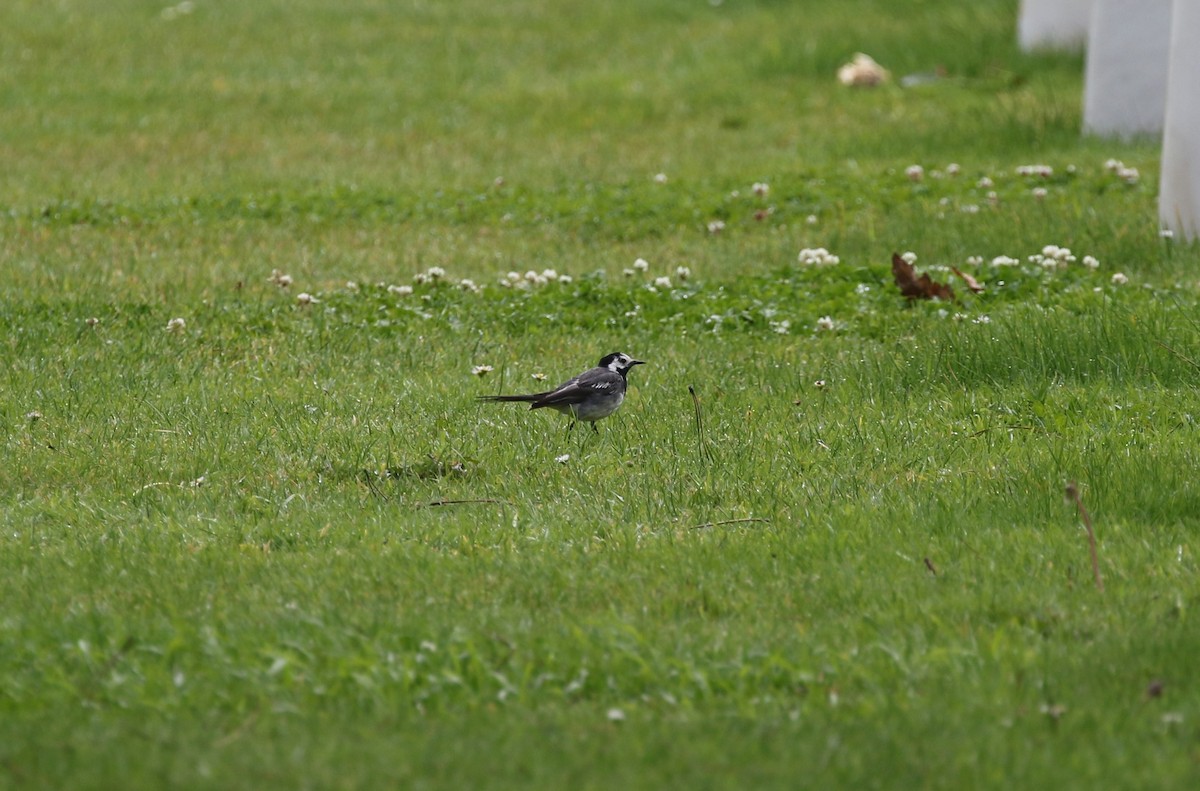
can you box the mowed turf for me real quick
[2,1,1198,788]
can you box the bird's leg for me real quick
[591,422,600,435]
[567,419,576,434]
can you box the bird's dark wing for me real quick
[531,369,620,409]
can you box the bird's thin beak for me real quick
[631,359,646,366]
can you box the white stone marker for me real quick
[1018,0,1095,50]
[1083,0,1172,138]
[1160,0,1200,239]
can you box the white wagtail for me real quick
[478,352,646,432]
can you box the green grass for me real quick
[3,0,1200,788]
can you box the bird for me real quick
[478,352,645,432]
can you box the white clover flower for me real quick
[966,256,983,266]
[471,364,494,376]
[606,707,626,722]
[459,278,481,293]
[557,274,573,284]
[707,219,726,234]
[26,410,43,421]
[1017,164,1053,177]
[345,280,359,291]
[654,276,672,290]
[905,164,924,182]
[413,272,430,284]
[296,292,318,305]
[632,258,650,272]
[952,312,968,322]
[506,271,522,282]
[166,317,187,332]
[532,372,547,382]
[1160,229,1175,239]
[1031,187,1048,200]
[977,176,994,189]
[269,269,293,288]
[524,270,540,282]
[946,163,961,176]
[555,453,570,464]
[837,53,889,87]
[1082,255,1100,270]
[814,379,827,389]
[973,315,991,324]
[991,255,1019,266]
[388,284,414,296]
[1104,158,1124,173]
[806,214,818,225]
[540,269,558,280]
[623,268,636,277]
[752,182,770,196]
[986,190,999,205]
[816,315,835,331]
[798,247,839,266]
[1111,272,1128,285]
[855,283,871,295]
[675,266,691,281]
[770,319,791,334]
[654,173,668,184]
[901,251,918,264]
[426,266,446,280]
[1117,166,1139,184]
[85,317,100,327]
[961,204,980,214]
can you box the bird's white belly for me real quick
[554,391,624,422]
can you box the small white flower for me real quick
[1082,255,1100,270]
[707,219,726,234]
[1017,164,1053,177]
[471,364,494,376]
[555,453,570,464]
[654,172,668,184]
[675,266,691,281]
[26,410,43,421]
[654,276,672,290]
[389,284,414,296]
[986,191,999,205]
[269,269,293,288]
[770,319,791,334]
[540,269,558,280]
[1031,187,1048,200]
[1104,158,1124,173]
[345,280,359,291]
[952,313,968,322]
[166,317,186,332]
[459,278,481,293]
[855,283,870,295]
[752,182,770,196]
[622,268,636,278]
[961,204,980,214]
[977,176,994,189]
[905,164,924,182]
[633,258,650,272]
[972,315,991,324]
[606,707,626,722]
[798,247,839,266]
[837,53,889,87]
[1117,166,1139,184]
[296,292,318,305]
[901,251,918,264]
[426,266,446,280]
[532,373,547,381]
[991,255,1019,267]
[557,274,573,284]
[1160,229,1175,239]
[524,270,540,282]
[966,256,983,266]
[806,214,818,225]
[85,317,100,327]
[1111,272,1128,285]
[816,315,835,331]
[946,163,961,176]
[814,379,826,389]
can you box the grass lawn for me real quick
[2,0,1198,788]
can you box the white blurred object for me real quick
[1083,0,1171,137]
[1018,0,1095,50]
[1160,0,1200,239]
[837,53,889,87]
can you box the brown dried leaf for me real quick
[892,253,955,301]
[951,266,985,293]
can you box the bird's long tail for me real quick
[477,393,544,403]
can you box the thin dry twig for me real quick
[420,498,513,509]
[1153,339,1200,371]
[1066,481,1104,591]
[691,518,770,530]
[689,385,715,463]
[923,557,938,577]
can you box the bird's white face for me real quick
[603,352,644,373]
